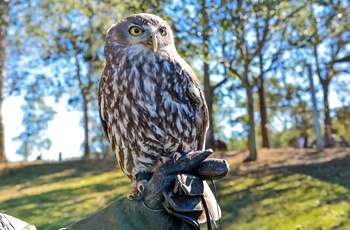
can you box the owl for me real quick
[99,13,219,221]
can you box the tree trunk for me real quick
[321,78,332,146]
[82,93,91,159]
[201,0,214,149]
[244,86,258,162]
[258,74,270,148]
[0,110,4,163]
[74,53,91,159]
[204,72,214,149]
[307,64,324,150]
[0,0,9,163]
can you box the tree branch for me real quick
[212,77,229,91]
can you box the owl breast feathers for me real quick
[98,13,209,181]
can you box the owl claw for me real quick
[137,180,148,195]
[127,180,148,200]
[159,156,170,164]
[127,183,141,200]
[170,152,183,162]
[127,194,141,201]
[159,152,183,164]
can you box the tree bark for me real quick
[244,86,257,162]
[313,41,333,147]
[204,70,214,149]
[258,74,270,148]
[0,0,9,163]
[307,64,324,150]
[74,53,91,159]
[82,93,91,158]
[201,0,214,149]
[320,78,332,146]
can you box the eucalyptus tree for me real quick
[288,0,350,145]
[0,0,9,163]
[332,77,350,145]
[12,89,55,161]
[216,0,303,161]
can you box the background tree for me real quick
[216,0,302,161]
[0,0,9,163]
[12,92,55,161]
[332,76,350,145]
[307,63,324,150]
[289,0,350,146]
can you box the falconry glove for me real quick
[142,149,229,229]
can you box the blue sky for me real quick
[4,96,84,162]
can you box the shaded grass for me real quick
[0,159,129,230]
[1,148,350,229]
[217,148,350,230]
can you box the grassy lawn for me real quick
[1,148,350,229]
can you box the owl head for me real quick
[106,13,175,54]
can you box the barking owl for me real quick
[99,13,219,221]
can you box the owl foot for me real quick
[159,152,184,164]
[169,151,184,161]
[127,179,148,201]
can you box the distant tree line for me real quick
[0,0,349,162]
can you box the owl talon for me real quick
[159,156,170,164]
[127,180,148,200]
[170,152,183,162]
[127,183,141,200]
[137,180,148,195]
[127,194,141,201]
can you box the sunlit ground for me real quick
[1,148,350,230]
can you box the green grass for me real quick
[1,148,350,229]
[0,159,129,229]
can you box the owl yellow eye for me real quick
[129,26,144,36]
[159,27,167,36]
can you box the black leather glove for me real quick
[142,150,229,229]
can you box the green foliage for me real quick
[286,0,350,144]
[227,138,248,151]
[332,106,350,145]
[10,78,57,160]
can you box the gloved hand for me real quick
[142,149,228,208]
[142,150,229,229]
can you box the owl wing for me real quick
[174,54,209,150]
[173,56,219,223]
[98,74,109,141]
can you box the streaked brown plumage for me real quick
[99,13,219,221]
[99,13,208,180]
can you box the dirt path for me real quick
[214,147,350,170]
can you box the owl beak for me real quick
[149,33,158,52]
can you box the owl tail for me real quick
[198,181,221,224]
